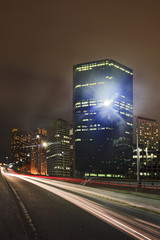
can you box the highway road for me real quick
[1,167,160,240]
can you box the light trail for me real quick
[3,170,160,240]
[10,174,160,215]
[8,168,160,190]
[135,218,160,229]
[17,176,160,238]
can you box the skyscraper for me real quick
[11,129,31,172]
[132,117,159,179]
[137,117,159,151]
[30,128,47,175]
[47,119,71,177]
[73,59,133,177]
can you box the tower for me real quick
[47,119,71,177]
[73,59,133,177]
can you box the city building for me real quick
[137,117,159,151]
[47,119,71,177]
[11,129,31,173]
[132,117,159,179]
[73,59,133,177]
[30,128,47,175]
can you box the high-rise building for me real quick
[73,59,133,177]
[30,128,47,175]
[132,117,159,179]
[11,129,31,172]
[47,119,71,177]
[137,117,159,151]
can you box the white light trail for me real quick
[3,171,158,240]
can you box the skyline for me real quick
[1,0,160,158]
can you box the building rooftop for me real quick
[137,116,157,122]
[73,59,133,73]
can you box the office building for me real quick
[11,129,31,172]
[132,117,159,179]
[47,119,71,177]
[137,117,159,151]
[73,59,133,177]
[30,128,47,175]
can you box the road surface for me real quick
[1,167,160,240]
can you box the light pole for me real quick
[136,118,141,186]
[41,141,48,175]
[62,151,65,177]
[145,147,148,161]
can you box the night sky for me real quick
[0,0,160,160]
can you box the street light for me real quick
[62,151,65,177]
[42,142,48,148]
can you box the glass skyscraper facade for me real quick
[73,59,133,177]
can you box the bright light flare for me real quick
[103,99,113,107]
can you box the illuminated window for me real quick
[75,139,81,142]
